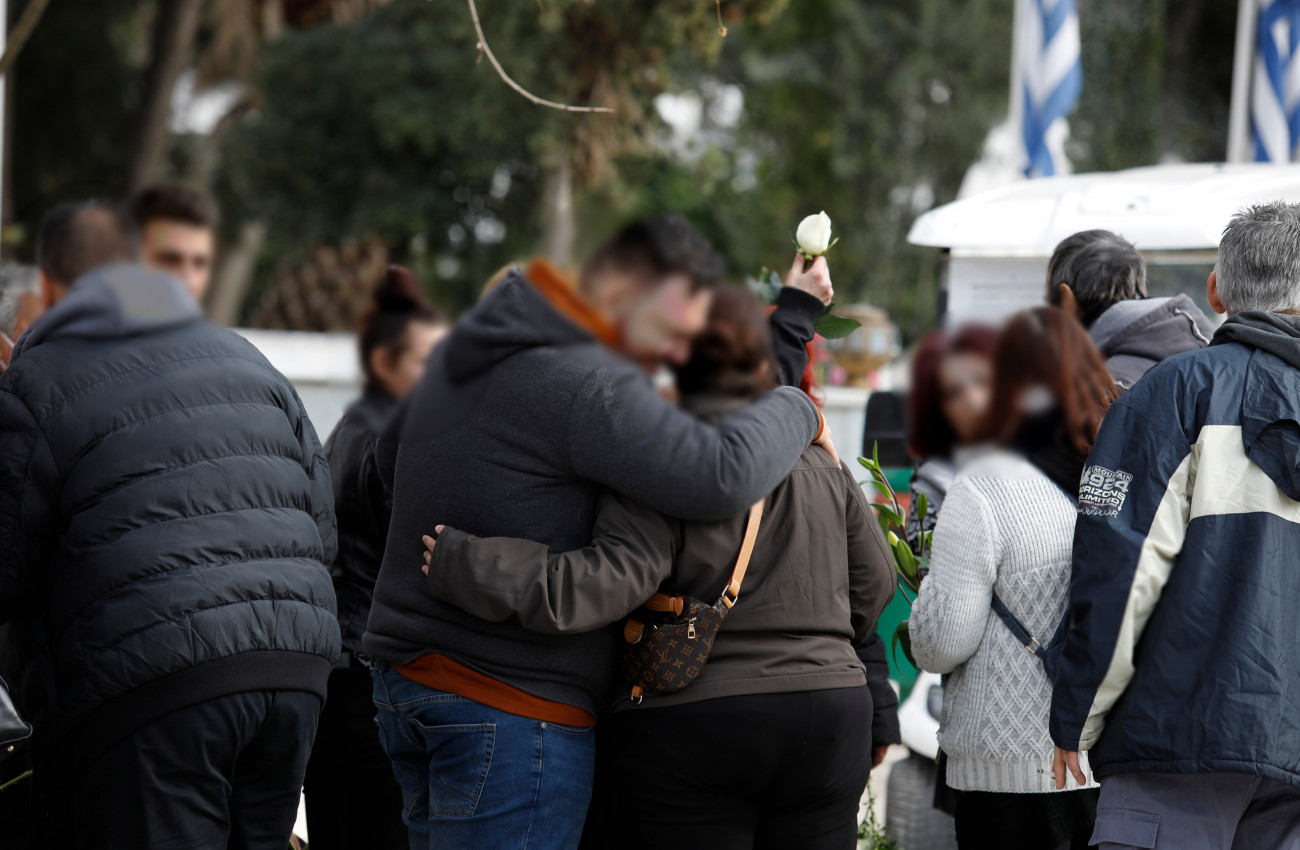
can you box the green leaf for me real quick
[891,620,917,669]
[857,456,879,473]
[871,479,892,498]
[873,504,903,527]
[873,440,880,468]
[814,311,861,340]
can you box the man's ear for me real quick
[1056,283,1082,320]
[38,270,66,309]
[588,272,631,322]
[1207,270,1227,315]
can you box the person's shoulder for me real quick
[1121,340,1242,413]
[955,448,1034,481]
[912,457,957,493]
[514,338,640,388]
[949,449,1055,504]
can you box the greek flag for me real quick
[1018,0,1083,177]
[1252,0,1300,162]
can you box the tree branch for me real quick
[0,0,56,76]
[464,0,613,114]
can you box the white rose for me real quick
[796,211,833,257]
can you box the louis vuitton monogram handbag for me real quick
[620,498,765,703]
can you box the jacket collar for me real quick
[525,259,620,349]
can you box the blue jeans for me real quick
[371,663,596,850]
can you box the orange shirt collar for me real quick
[525,259,620,349]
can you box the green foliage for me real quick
[1071,0,1236,171]
[723,0,1014,338]
[860,443,930,669]
[746,268,860,338]
[218,0,551,314]
[857,779,899,850]
[813,306,861,340]
[10,0,148,231]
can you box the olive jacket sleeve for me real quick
[425,489,678,635]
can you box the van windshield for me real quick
[1146,260,1219,325]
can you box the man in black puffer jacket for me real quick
[0,202,339,849]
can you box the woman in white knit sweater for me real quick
[910,306,1118,850]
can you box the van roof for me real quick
[908,163,1300,256]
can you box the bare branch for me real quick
[716,0,727,37]
[463,0,613,114]
[0,0,56,76]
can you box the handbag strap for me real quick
[720,498,766,609]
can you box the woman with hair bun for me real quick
[303,266,449,849]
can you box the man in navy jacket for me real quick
[1051,202,1300,849]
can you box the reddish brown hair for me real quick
[908,324,999,459]
[982,306,1118,454]
[675,286,780,400]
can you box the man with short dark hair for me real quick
[1046,229,1214,390]
[130,183,219,300]
[1050,202,1300,848]
[0,200,339,848]
[365,213,833,848]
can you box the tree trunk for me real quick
[126,0,204,193]
[540,157,575,267]
[206,221,265,326]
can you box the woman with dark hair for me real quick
[303,266,448,849]
[909,306,1117,850]
[904,325,999,552]
[420,286,897,848]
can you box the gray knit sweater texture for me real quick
[910,450,1098,793]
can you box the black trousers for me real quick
[954,787,1100,850]
[303,662,407,850]
[609,686,873,850]
[49,690,321,850]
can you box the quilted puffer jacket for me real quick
[0,264,339,763]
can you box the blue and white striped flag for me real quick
[1017,0,1083,177]
[1252,0,1300,162]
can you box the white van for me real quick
[910,162,1300,328]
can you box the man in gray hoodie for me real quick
[1046,229,1215,391]
[364,214,830,849]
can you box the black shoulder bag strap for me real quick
[990,447,1078,678]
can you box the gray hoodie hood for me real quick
[443,268,596,384]
[11,263,201,364]
[1090,294,1215,390]
[1212,311,1300,500]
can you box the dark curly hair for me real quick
[674,286,779,400]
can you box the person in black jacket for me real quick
[364,214,834,850]
[303,266,447,850]
[0,201,339,849]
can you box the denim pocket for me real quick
[410,718,497,818]
[1090,808,1160,849]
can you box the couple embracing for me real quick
[362,214,897,850]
